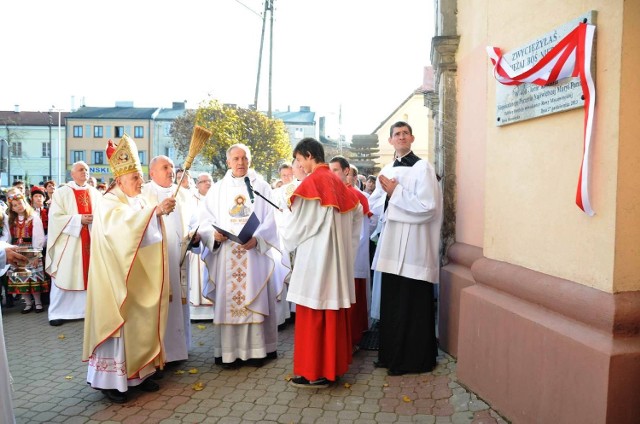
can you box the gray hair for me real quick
[72,161,89,171]
[226,143,252,162]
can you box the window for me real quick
[42,142,51,157]
[93,151,104,164]
[294,127,304,139]
[115,126,124,137]
[134,126,144,138]
[42,175,51,181]
[138,151,146,165]
[10,142,22,157]
[72,150,85,162]
[73,126,83,137]
[163,122,171,136]
[94,126,104,138]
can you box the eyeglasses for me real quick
[197,180,212,184]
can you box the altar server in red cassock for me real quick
[282,138,362,388]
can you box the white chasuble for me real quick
[200,170,280,325]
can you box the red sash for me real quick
[72,189,92,289]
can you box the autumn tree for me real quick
[171,99,291,181]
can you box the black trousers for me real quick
[378,272,437,373]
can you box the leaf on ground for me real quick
[402,395,412,402]
[174,370,185,375]
[192,382,205,391]
[284,374,293,382]
[198,342,204,346]
[343,383,351,388]
[64,375,73,380]
[188,368,199,374]
[197,324,207,330]
[57,334,65,339]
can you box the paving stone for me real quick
[4,311,511,423]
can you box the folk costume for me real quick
[141,179,195,363]
[187,190,213,321]
[7,199,47,303]
[369,151,443,374]
[45,182,100,322]
[282,164,362,382]
[83,135,170,392]
[199,169,280,364]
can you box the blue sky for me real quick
[1,0,434,137]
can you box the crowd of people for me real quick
[0,120,442,410]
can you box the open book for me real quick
[213,212,261,245]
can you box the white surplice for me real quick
[187,191,214,320]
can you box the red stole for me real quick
[73,189,92,289]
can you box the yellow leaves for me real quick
[383,383,389,387]
[284,374,293,382]
[64,375,73,380]
[188,368,199,374]
[198,341,205,346]
[343,383,352,389]
[402,395,412,403]
[196,324,207,330]
[57,334,65,340]
[192,381,205,391]
[174,370,185,375]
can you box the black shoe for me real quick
[139,379,160,392]
[49,319,63,326]
[266,351,278,360]
[35,305,44,313]
[387,369,408,376]
[373,360,387,368]
[245,358,265,367]
[289,376,330,389]
[151,370,164,380]
[21,305,33,314]
[101,389,127,404]
[220,360,241,370]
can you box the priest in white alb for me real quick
[199,143,280,368]
[45,161,101,327]
[142,155,198,365]
[188,172,214,321]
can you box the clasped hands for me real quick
[378,175,399,195]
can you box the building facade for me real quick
[430,1,640,423]
[272,106,316,148]
[66,105,158,182]
[0,109,68,186]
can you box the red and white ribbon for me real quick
[487,23,596,216]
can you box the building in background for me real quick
[273,106,316,148]
[66,103,157,182]
[0,107,68,186]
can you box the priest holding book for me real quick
[198,143,280,369]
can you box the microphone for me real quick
[244,176,255,203]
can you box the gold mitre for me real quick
[106,134,142,178]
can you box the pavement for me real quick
[2,302,509,424]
